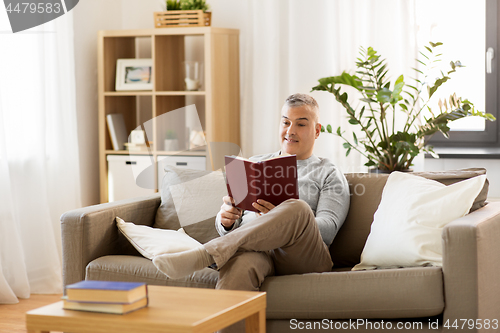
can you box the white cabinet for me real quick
[107,155,155,202]
[157,155,206,189]
[107,155,206,201]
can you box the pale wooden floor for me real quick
[0,294,63,333]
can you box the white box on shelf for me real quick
[157,155,206,189]
[107,155,155,202]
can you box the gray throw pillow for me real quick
[154,166,226,244]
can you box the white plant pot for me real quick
[164,139,179,151]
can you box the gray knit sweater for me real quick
[215,151,350,246]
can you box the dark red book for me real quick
[224,155,299,212]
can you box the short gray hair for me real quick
[284,93,319,110]
[283,93,319,122]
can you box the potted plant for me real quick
[164,0,210,11]
[155,0,211,28]
[312,42,496,172]
[164,130,179,151]
[165,0,181,10]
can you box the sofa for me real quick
[61,168,500,332]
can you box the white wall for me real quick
[73,0,123,206]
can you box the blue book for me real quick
[66,280,148,304]
[63,296,148,314]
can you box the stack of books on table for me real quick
[63,280,148,314]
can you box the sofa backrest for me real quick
[329,168,489,268]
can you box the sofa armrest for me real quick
[61,194,161,289]
[442,201,500,326]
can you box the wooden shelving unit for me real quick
[97,27,240,203]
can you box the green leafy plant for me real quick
[166,0,210,11]
[312,42,496,172]
[166,0,181,10]
[165,130,177,140]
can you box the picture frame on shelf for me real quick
[115,59,153,91]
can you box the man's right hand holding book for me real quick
[219,196,243,230]
[219,195,276,230]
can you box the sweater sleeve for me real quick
[314,167,350,246]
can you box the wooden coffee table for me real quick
[26,285,266,333]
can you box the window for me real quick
[417,0,499,147]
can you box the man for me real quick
[153,93,350,292]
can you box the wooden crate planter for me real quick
[154,10,211,28]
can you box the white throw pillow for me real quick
[169,170,227,228]
[116,217,202,260]
[352,172,487,271]
[154,166,227,244]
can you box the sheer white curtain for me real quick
[238,0,417,172]
[0,11,82,303]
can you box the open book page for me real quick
[228,152,292,163]
[228,155,252,162]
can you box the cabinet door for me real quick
[107,155,155,202]
[157,155,206,190]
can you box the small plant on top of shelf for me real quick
[156,0,212,28]
[165,0,181,10]
[166,0,210,12]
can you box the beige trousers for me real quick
[204,199,333,332]
[204,199,334,291]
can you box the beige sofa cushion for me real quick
[262,267,444,320]
[86,256,443,320]
[85,255,218,289]
[330,168,489,268]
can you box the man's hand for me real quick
[252,199,276,216]
[220,196,242,229]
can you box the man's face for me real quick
[279,105,321,160]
